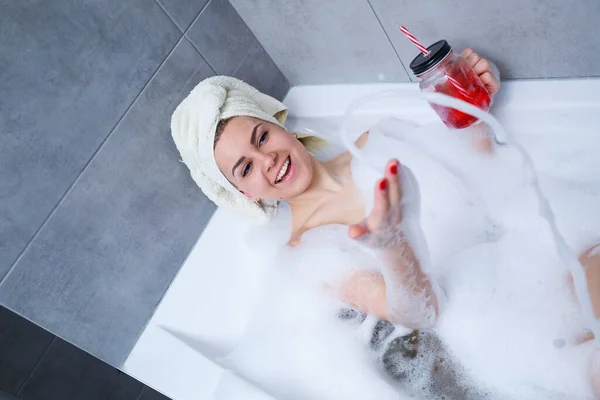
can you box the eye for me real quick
[258,131,268,146]
[242,162,252,177]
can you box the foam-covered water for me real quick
[219,106,600,399]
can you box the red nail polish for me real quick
[390,163,398,175]
[379,179,387,190]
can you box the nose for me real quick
[258,151,276,172]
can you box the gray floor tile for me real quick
[0,38,216,367]
[18,338,143,400]
[186,0,256,75]
[0,306,54,396]
[229,0,410,84]
[0,0,180,281]
[369,0,600,80]
[156,0,209,31]
[235,43,291,100]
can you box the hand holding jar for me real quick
[409,40,500,129]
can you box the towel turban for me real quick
[171,76,288,224]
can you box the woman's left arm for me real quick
[460,49,502,154]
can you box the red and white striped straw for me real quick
[399,25,430,56]
[446,74,470,96]
[399,25,470,97]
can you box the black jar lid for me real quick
[409,39,452,76]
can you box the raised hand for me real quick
[461,48,500,98]
[348,159,404,246]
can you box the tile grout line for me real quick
[120,202,216,368]
[119,2,216,366]
[229,13,292,96]
[16,336,57,397]
[365,0,413,82]
[183,0,218,75]
[152,0,185,33]
[232,41,255,76]
[230,1,264,77]
[152,0,216,74]
[0,33,186,288]
[135,385,145,400]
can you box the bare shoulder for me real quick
[329,130,370,167]
[287,224,307,247]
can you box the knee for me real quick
[580,244,600,266]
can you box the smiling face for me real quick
[213,116,314,202]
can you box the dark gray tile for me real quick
[0,306,54,396]
[138,386,171,400]
[186,0,255,75]
[0,38,216,366]
[0,391,19,400]
[156,0,209,31]
[18,338,143,400]
[0,0,181,281]
[235,43,291,101]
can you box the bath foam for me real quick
[219,93,600,399]
[340,91,600,397]
[350,117,593,397]
[224,222,403,400]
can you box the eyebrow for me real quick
[231,123,262,177]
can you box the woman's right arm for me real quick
[344,159,440,329]
[337,257,438,329]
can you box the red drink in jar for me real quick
[409,40,491,129]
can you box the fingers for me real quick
[461,49,500,97]
[472,58,491,76]
[478,71,500,97]
[350,159,403,241]
[386,159,402,206]
[461,48,479,69]
[369,177,390,231]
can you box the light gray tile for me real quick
[156,0,209,31]
[369,0,600,80]
[229,0,410,85]
[186,0,255,75]
[0,0,180,281]
[235,43,291,100]
[0,38,216,367]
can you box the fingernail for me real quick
[390,163,398,175]
[379,179,387,190]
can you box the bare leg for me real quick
[577,245,600,397]
[579,246,600,319]
[467,122,495,155]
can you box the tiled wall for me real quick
[230,0,600,84]
[0,0,289,367]
[0,305,169,400]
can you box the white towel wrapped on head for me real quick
[171,76,288,224]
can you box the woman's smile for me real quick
[275,155,293,184]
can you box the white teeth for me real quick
[276,158,290,183]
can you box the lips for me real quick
[275,156,291,184]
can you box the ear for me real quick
[241,191,257,202]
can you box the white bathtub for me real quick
[123,78,600,400]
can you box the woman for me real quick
[171,50,600,399]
